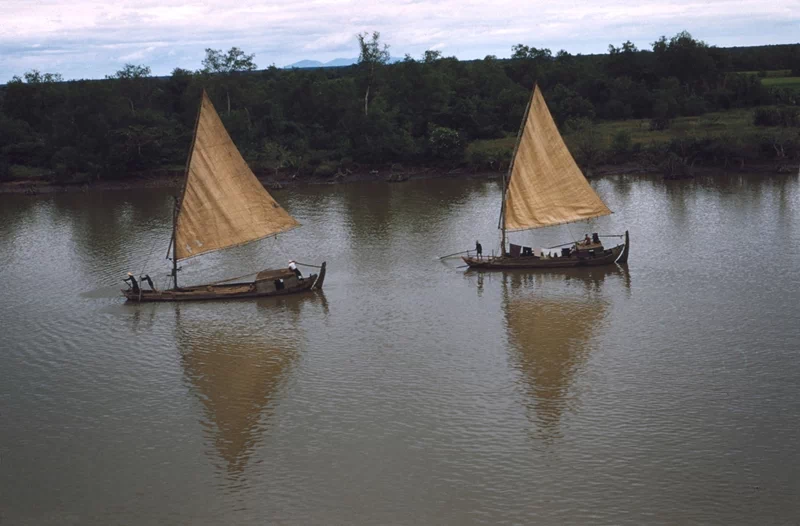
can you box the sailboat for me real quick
[123,90,326,302]
[463,85,629,269]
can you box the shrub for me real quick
[754,107,800,127]
[467,146,511,171]
[0,159,11,182]
[602,99,632,120]
[571,124,605,168]
[563,117,592,133]
[683,96,707,116]
[313,160,338,178]
[610,130,632,158]
[428,126,465,160]
[650,117,671,131]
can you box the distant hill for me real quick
[284,56,402,69]
[284,58,357,69]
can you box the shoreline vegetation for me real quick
[2,32,799,195]
[2,160,796,195]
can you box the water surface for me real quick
[1,174,799,524]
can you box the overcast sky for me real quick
[2,0,798,82]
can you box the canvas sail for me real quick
[174,91,300,260]
[503,86,612,232]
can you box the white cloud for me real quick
[1,0,798,81]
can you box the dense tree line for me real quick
[1,32,798,183]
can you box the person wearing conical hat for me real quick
[123,272,140,294]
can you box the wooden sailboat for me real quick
[463,85,629,270]
[123,90,326,302]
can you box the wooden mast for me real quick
[499,83,537,257]
[171,197,179,289]
[171,89,205,290]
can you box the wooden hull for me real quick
[123,262,326,303]
[463,232,629,270]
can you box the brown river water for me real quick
[1,174,799,524]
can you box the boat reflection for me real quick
[468,262,630,296]
[502,270,619,441]
[502,263,630,293]
[175,309,300,476]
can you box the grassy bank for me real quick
[468,104,800,177]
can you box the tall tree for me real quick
[200,47,257,115]
[106,63,152,114]
[356,31,390,116]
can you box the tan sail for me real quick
[503,85,611,232]
[174,91,300,260]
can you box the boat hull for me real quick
[463,232,629,270]
[123,262,326,302]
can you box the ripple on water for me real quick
[2,176,800,525]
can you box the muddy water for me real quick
[1,174,799,524]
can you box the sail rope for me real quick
[270,235,320,268]
[137,232,162,281]
[294,261,323,269]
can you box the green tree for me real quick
[105,63,152,114]
[201,47,257,115]
[422,49,442,63]
[9,70,63,84]
[357,31,390,116]
[428,126,464,160]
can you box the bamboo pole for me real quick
[437,250,470,260]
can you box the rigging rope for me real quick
[294,261,322,269]
[138,232,162,281]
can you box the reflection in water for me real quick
[175,308,299,476]
[4,174,800,524]
[499,263,630,295]
[502,267,623,440]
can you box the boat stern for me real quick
[615,230,630,264]
[311,261,327,290]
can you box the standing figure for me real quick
[123,272,140,294]
[141,274,157,291]
[475,240,483,259]
[288,260,303,280]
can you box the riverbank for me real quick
[2,160,797,195]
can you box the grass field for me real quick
[9,165,50,180]
[740,69,800,92]
[761,76,800,90]
[742,69,792,77]
[468,107,763,157]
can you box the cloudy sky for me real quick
[1,0,798,82]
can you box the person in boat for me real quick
[583,234,592,246]
[475,240,483,259]
[288,260,303,280]
[141,274,157,291]
[123,272,140,294]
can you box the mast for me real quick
[171,197,179,289]
[171,89,205,290]
[499,83,536,256]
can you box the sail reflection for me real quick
[503,272,616,441]
[175,311,299,475]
